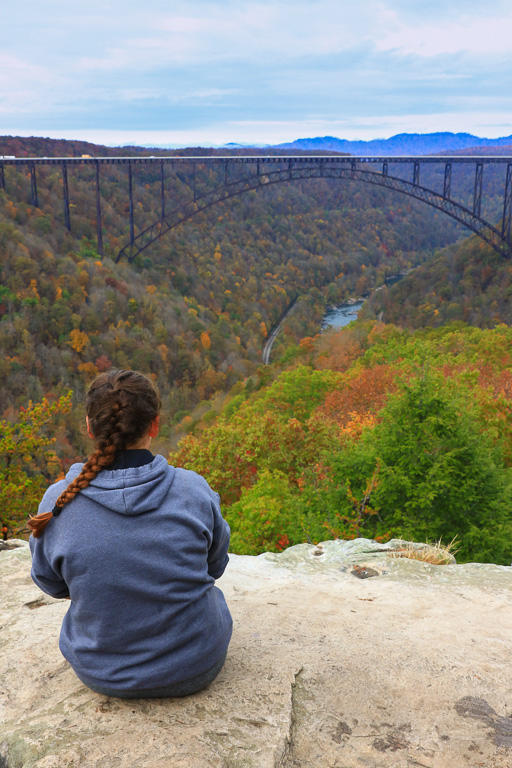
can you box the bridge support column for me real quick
[128,163,134,245]
[62,164,71,231]
[160,161,165,221]
[95,163,104,257]
[0,163,4,190]
[473,162,483,217]
[443,163,452,199]
[193,163,197,202]
[382,162,388,177]
[413,161,420,187]
[351,160,356,178]
[30,164,38,208]
[503,163,512,246]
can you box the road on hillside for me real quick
[262,299,297,365]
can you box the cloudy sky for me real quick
[2,0,512,146]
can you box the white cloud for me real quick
[0,54,56,113]
[373,6,512,56]
[3,1,512,142]
[229,112,512,141]
[70,1,369,75]
[10,110,512,147]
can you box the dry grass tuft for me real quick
[388,538,459,566]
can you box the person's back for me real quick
[28,370,232,698]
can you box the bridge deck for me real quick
[1,155,512,166]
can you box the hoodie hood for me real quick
[64,455,175,516]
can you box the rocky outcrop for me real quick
[1,538,511,768]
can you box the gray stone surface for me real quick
[1,538,512,767]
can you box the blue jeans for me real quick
[74,652,227,699]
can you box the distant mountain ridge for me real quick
[273,132,512,156]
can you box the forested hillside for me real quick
[2,137,512,559]
[172,322,512,564]
[361,236,512,328]
[0,138,458,437]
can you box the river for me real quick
[321,274,406,330]
[264,274,406,363]
[321,300,365,330]
[264,297,365,364]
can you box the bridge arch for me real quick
[116,163,512,263]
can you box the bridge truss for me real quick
[1,155,512,261]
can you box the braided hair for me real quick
[28,370,161,538]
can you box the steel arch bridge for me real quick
[1,154,512,261]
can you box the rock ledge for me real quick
[1,539,511,768]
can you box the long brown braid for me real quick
[28,370,161,538]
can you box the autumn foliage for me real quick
[171,322,512,564]
[0,394,72,535]
[2,137,512,562]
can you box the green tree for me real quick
[228,469,300,554]
[332,374,512,563]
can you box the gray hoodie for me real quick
[30,455,232,690]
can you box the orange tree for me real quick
[0,393,72,537]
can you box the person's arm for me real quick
[29,532,70,599]
[207,492,230,580]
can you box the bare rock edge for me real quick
[1,538,511,768]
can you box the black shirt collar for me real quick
[107,449,154,471]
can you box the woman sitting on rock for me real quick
[28,369,232,699]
